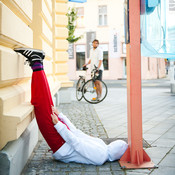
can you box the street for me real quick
[22,78,175,175]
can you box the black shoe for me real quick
[14,48,45,66]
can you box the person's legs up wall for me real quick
[31,70,65,153]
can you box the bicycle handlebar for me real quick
[81,66,88,71]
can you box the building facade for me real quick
[67,0,166,80]
[0,0,72,174]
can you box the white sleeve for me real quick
[58,113,76,131]
[89,49,92,59]
[98,49,103,61]
[54,121,78,145]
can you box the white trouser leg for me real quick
[54,122,108,165]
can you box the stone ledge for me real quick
[61,80,74,88]
[0,103,34,149]
[0,118,38,175]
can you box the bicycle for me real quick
[76,66,108,104]
[76,66,87,101]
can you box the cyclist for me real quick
[14,47,128,165]
[83,39,103,101]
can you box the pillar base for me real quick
[119,148,157,169]
[119,160,156,169]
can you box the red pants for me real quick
[31,70,65,153]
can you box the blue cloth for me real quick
[141,0,175,59]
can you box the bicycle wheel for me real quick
[82,79,108,104]
[76,77,85,101]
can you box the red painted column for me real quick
[119,0,155,169]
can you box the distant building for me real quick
[67,0,166,80]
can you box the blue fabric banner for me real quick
[141,0,175,59]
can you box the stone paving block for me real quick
[160,131,175,139]
[37,170,52,175]
[68,172,82,175]
[82,172,98,175]
[83,165,97,172]
[60,167,73,172]
[52,172,67,175]
[170,147,175,154]
[143,124,155,133]
[126,169,152,174]
[143,134,161,144]
[152,139,175,148]
[52,168,61,172]
[145,147,170,159]
[150,158,162,165]
[110,161,121,171]
[145,127,169,135]
[21,169,37,175]
[54,161,70,168]
[126,172,150,175]
[113,171,125,175]
[27,161,42,168]
[97,172,112,175]
[156,122,175,129]
[168,126,175,132]
[150,166,175,175]
[98,163,111,172]
[69,163,83,168]
[159,154,175,167]
[126,172,149,175]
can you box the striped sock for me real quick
[32,62,43,72]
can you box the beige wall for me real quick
[0,0,72,150]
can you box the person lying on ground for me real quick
[14,47,128,165]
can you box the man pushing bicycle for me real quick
[83,39,104,101]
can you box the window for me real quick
[169,0,175,12]
[76,45,85,70]
[99,44,109,70]
[98,6,107,26]
[76,7,84,27]
[103,51,109,70]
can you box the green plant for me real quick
[66,7,83,43]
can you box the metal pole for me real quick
[119,0,155,169]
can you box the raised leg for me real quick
[31,70,65,153]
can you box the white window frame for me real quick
[98,5,107,26]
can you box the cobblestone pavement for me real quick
[22,102,127,175]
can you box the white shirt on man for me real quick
[90,47,104,71]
